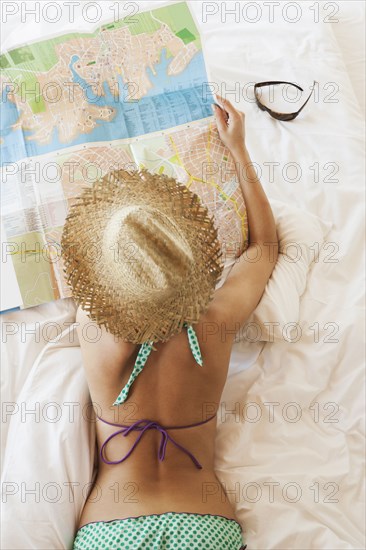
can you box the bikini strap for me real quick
[184,322,203,367]
[96,412,217,469]
[113,341,153,406]
[112,323,203,407]
[97,412,217,430]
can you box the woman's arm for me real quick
[204,95,279,330]
[232,146,278,250]
[213,94,278,251]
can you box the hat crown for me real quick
[103,205,194,297]
[61,168,224,343]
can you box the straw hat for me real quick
[61,168,224,344]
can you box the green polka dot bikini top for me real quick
[113,322,203,407]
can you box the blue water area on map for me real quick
[0,47,215,166]
[145,48,213,99]
[0,85,28,163]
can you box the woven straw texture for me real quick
[61,168,224,343]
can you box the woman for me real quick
[71,95,279,549]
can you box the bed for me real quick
[1,1,365,549]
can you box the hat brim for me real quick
[61,168,224,343]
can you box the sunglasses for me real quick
[254,80,317,121]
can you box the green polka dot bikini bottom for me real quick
[73,511,247,549]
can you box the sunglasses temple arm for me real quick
[297,81,317,115]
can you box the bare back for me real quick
[75,305,239,529]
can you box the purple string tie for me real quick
[97,414,217,470]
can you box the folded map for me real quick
[0,1,248,311]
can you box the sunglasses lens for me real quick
[278,113,297,121]
[255,81,313,121]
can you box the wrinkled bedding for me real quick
[1,2,365,548]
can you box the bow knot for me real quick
[100,418,203,469]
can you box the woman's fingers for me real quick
[216,94,239,118]
[212,103,228,132]
[212,94,246,153]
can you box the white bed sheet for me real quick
[1,2,365,549]
[329,1,365,116]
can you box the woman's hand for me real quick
[212,94,246,155]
